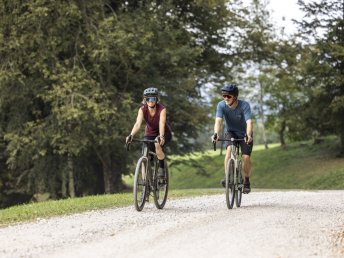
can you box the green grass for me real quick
[168,137,344,190]
[0,189,222,226]
[0,193,131,226]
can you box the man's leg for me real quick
[242,154,252,193]
[221,145,232,187]
[242,154,252,178]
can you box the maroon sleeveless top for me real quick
[141,103,172,137]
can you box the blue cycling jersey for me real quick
[215,100,251,137]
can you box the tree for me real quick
[0,0,236,206]
[230,0,279,148]
[295,0,344,154]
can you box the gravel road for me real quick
[0,190,343,258]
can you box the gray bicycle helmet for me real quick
[143,87,159,97]
[221,83,238,98]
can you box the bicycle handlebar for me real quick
[212,137,246,151]
[126,138,158,151]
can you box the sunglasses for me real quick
[222,94,234,99]
[146,97,157,102]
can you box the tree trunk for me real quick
[340,129,344,156]
[112,162,125,192]
[102,161,113,194]
[61,168,67,198]
[95,150,113,194]
[67,153,75,198]
[279,120,286,147]
[258,80,268,149]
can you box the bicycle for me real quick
[213,137,245,209]
[126,138,169,211]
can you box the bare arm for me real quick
[130,108,144,136]
[214,117,223,136]
[212,117,223,141]
[246,119,253,137]
[246,119,253,143]
[158,108,167,145]
[159,108,166,138]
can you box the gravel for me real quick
[0,190,343,258]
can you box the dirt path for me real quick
[0,190,343,258]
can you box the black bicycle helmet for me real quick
[143,87,159,98]
[221,83,238,98]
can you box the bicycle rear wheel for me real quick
[153,160,169,209]
[133,156,148,211]
[235,160,243,207]
[226,159,235,209]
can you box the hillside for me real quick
[168,137,344,190]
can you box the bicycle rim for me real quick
[133,157,148,211]
[153,161,169,209]
[235,160,243,207]
[226,159,235,209]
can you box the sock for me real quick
[159,159,165,169]
[245,177,250,184]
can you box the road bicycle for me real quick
[126,138,169,211]
[213,137,245,209]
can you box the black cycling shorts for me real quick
[144,133,172,153]
[224,131,253,156]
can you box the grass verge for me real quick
[168,137,344,190]
[0,188,222,226]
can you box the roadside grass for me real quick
[168,137,344,190]
[2,137,343,226]
[251,138,344,189]
[0,189,222,226]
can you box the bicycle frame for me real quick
[213,137,245,208]
[127,138,169,211]
[129,139,158,195]
[142,143,158,196]
[229,140,243,191]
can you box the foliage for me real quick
[293,0,344,152]
[0,0,236,206]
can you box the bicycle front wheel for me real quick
[226,159,235,209]
[133,156,148,211]
[153,161,169,209]
[235,160,243,207]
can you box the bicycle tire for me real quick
[133,156,148,211]
[226,159,235,209]
[153,160,169,209]
[235,160,243,207]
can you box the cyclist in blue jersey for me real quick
[211,84,253,194]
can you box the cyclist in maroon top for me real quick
[126,87,172,178]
